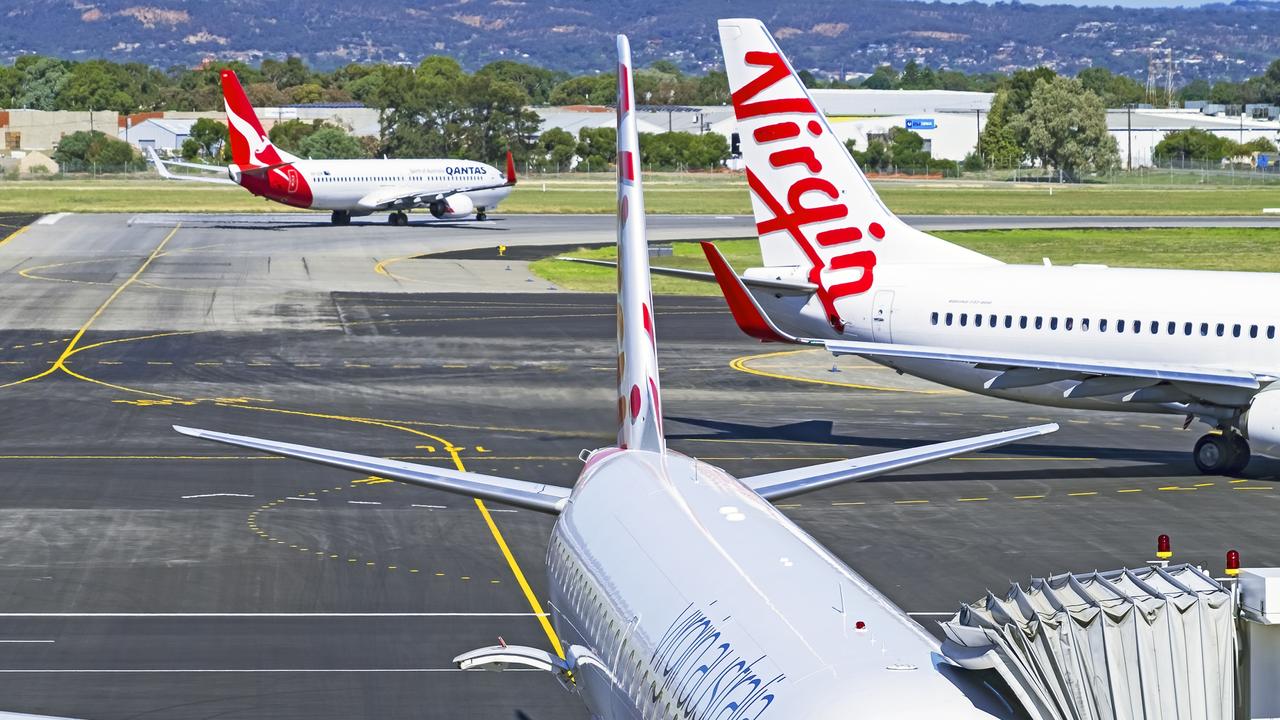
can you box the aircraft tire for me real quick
[1194,433,1237,475]
[1226,433,1251,475]
[331,211,351,226]
[476,211,487,221]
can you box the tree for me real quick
[576,127,616,168]
[189,118,228,159]
[52,130,139,170]
[476,60,567,105]
[978,92,1023,168]
[260,56,312,89]
[530,127,577,172]
[269,119,330,154]
[1077,67,1144,108]
[297,127,364,158]
[860,65,898,90]
[14,56,69,110]
[0,65,18,107]
[1012,76,1118,180]
[1178,79,1212,103]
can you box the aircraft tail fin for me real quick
[220,69,297,167]
[615,35,664,454]
[717,19,996,324]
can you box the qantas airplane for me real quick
[149,69,516,226]
[651,19,1280,476]
[173,33,1055,719]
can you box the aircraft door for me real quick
[872,290,894,343]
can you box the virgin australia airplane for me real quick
[149,69,515,226]
[668,18,1280,476]
[173,35,1055,719]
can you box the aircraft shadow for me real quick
[663,415,1279,481]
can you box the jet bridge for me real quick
[939,563,1280,720]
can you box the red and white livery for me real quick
[150,70,516,226]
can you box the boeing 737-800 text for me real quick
[668,19,1280,476]
[173,33,1055,719]
[150,70,515,226]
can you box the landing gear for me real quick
[387,211,409,226]
[1193,431,1251,475]
[330,210,351,226]
[476,208,488,221]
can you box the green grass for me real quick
[2,173,1280,215]
[532,228,1280,294]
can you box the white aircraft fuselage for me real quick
[233,157,512,215]
[757,262,1277,417]
[548,449,1012,719]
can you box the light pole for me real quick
[1126,104,1132,172]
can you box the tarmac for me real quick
[0,212,1274,719]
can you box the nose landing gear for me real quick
[1193,430,1250,475]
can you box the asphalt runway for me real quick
[0,213,1275,719]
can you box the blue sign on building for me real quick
[905,118,936,130]
[1259,154,1270,168]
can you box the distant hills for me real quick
[3,0,1279,80]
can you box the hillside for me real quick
[2,0,1278,80]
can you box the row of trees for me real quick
[1153,128,1277,163]
[13,50,1280,116]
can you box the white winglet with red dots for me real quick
[614,34,665,454]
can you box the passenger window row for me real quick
[548,538,674,718]
[929,311,1276,339]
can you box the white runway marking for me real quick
[411,504,446,509]
[36,213,70,225]
[180,493,254,499]
[0,640,54,644]
[347,500,381,505]
[286,496,318,502]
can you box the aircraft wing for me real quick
[701,241,1269,401]
[743,423,1059,501]
[148,148,237,185]
[172,425,571,514]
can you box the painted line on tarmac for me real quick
[0,613,547,618]
[729,349,957,395]
[0,668,522,673]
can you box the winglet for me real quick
[147,147,175,180]
[700,241,801,344]
[505,150,517,185]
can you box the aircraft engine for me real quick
[430,194,475,219]
[1242,388,1280,457]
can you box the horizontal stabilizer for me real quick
[742,424,1059,501]
[148,148,237,185]
[172,425,570,514]
[557,256,815,294]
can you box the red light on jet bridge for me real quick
[1226,550,1241,577]
[854,621,866,632]
[1156,534,1172,559]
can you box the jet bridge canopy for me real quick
[940,564,1235,720]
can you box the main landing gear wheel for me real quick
[330,210,351,226]
[476,209,488,221]
[388,211,409,226]
[1193,432,1251,475]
